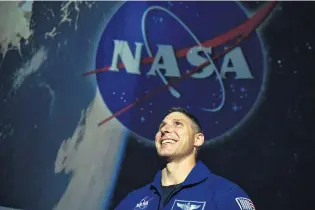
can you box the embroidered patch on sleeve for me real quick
[235,197,256,210]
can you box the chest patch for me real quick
[134,196,154,210]
[171,200,206,210]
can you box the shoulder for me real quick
[114,184,152,210]
[207,174,256,210]
[209,173,248,195]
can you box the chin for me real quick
[158,151,172,158]
[158,151,178,160]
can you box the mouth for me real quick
[160,139,177,145]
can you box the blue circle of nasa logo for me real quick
[96,1,269,145]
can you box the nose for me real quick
[160,123,173,134]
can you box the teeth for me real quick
[161,139,176,144]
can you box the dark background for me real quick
[0,1,314,210]
[109,2,315,210]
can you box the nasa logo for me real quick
[95,1,276,145]
[134,196,152,210]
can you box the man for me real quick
[115,107,256,210]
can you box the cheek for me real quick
[173,129,181,138]
[174,129,187,139]
[176,131,193,146]
[155,132,161,142]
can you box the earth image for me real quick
[0,1,128,210]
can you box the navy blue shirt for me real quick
[115,161,255,210]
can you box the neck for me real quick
[161,155,196,186]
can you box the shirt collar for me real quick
[150,161,211,194]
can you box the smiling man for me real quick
[114,107,256,210]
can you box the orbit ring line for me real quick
[141,6,226,112]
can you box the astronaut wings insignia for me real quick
[172,200,206,210]
[177,202,201,210]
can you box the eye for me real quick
[175,121,183,126]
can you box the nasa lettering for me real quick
[95,1,274,145]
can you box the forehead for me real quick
[162,112,191,123]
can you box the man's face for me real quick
[155,112,203,161]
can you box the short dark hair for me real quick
[165,107,203,133]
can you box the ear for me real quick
[194,133,204,147]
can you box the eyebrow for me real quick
[173,119,185,122]
[159,119,185,129]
